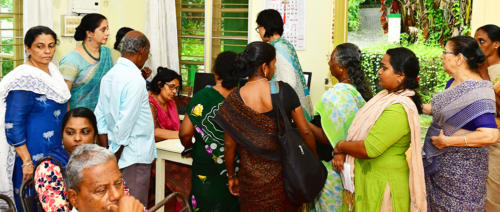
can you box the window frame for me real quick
[0,0,23,77]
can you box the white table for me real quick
[155,139,192,211]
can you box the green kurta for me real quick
[354,103,411,212]
[186,87,239,211]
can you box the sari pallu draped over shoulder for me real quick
[343,89,427,212]
[423,80,496,167]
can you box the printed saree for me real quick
[423,79,496,211]
[214,89,299,212]
[270,37,314,121]
[59,46,113,110]
[186,87,239,211]
[308,83,365,212]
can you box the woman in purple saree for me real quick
[423,36,499,211]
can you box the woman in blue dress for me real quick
[0,26,71,210]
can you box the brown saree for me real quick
[215,89,299,211]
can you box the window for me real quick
[0,0,22,77]
[175,0,249,94]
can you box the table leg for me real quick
[155,158,165,212]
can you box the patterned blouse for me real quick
[35,160,68,212]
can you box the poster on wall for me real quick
[265,0,306,50]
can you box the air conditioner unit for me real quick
[72,0,100,14]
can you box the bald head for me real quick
[119,30,150,56]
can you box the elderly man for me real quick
[66,144,144,212]
[94,30,155,205]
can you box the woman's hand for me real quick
[431,130,448,149]
[333,153,346,172]
[228,177,239,196]
[21,161,34,181]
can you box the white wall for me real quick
[471,0,500,34]
[51,0,146,61]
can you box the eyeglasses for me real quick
[442,50,455,55]
[165,83,180,91]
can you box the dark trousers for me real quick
[121,163,152,205]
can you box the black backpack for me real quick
[271,81,327,204]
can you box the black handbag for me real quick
[271,81,327,204]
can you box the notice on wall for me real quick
[265,0,306,50]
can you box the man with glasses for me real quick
[94,30,156,206]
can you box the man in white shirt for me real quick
[94,30,155,205]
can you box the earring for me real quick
[397,79,402,84]
[264,71,268,78]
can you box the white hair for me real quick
[65,144,116,191]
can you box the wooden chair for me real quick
[148,192,192,212]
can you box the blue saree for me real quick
[423,79,496,211]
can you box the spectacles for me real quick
[165,83,180,91]
[442,50,455,55]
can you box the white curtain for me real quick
[23,0,53,61]
[145,0,180,76]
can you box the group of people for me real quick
[1,7,500,212]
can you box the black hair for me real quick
[477,24,500,57]
[234,41,276,78]
[448,36,486,71]
[386,47,423,114]
[150,67,182,95]
[62,107,98,137]
[74,13,107,41]
[256,9,284,37]
[24,26,58,47]
[114,27,134,50]
[213,51,239,89]
[334,43,373,101]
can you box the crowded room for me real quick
[1,0,500,211]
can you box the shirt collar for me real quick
[116,57,141,73]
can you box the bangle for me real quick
[21,161,33,168]
[464,136,469,147]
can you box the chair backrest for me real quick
[0,194,16,212]
[148,192,192,212]
[19,156,64,212]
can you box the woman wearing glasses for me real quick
[148,67,191,208]
[424,36,499,210]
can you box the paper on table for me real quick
[341,161,354,193]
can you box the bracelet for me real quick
[464,136,469,147]
[21,161,33,168]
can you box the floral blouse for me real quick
[34,160,68,212]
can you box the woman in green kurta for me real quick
[179,52,239,211]
[333,48,427,212]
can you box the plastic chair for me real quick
[148,192,192,212]
[0,194,16,212]
[18,176,43,212]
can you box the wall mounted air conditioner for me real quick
[72,0,100,14]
